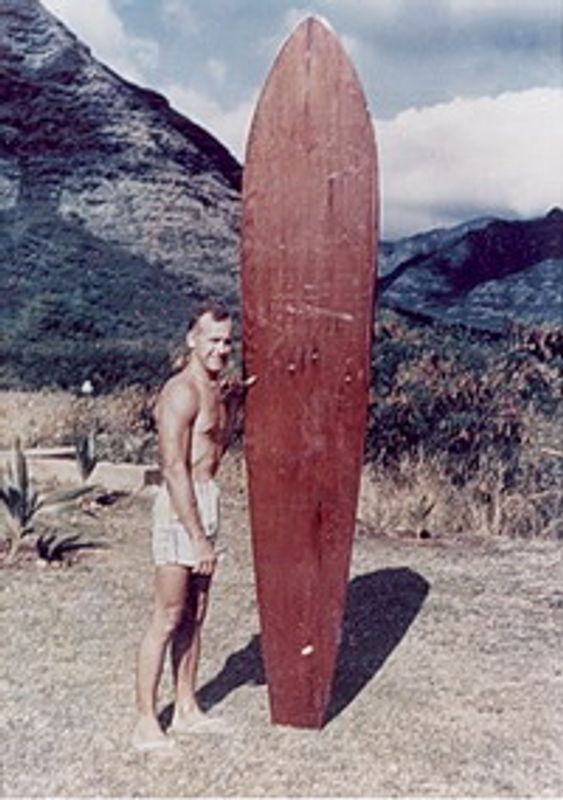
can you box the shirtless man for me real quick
[133,303,246,751]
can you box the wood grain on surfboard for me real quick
[241,16,378,728]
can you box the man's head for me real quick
[186,302,232,376]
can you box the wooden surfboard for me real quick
[241,16,378,728]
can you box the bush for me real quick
[364,313,562,537]
[15,291,107,341]
[0,386,159,464]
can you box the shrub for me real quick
[364,313,561,537]
[0,338,169,393]
[0,439,96,563]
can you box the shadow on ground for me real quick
[160,567,429,727]
[196,634,265,713]
[326,567,430,722]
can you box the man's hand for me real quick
[191,536,217,576]
[220,374,257,406]
[219,374,257,453]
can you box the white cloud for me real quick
[162,0,200,35]
[42,0,158,84]
[318,0,561,21]
[444,0,561,19]
[379,88,563,237]
[165,84,258,159]
[317,0,396,15]
[167,81,562,237]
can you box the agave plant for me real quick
[0,438,96,564]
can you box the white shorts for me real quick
[151,480,220,567]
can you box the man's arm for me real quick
[156,380,216,574]
[220,374,257,454]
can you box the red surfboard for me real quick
[241,17,378,728]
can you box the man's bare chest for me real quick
[193,397,225,444]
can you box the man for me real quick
[132,302,248,751]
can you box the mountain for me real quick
[0,0,241,350]
[380,208,563,331]
[0,0,560,391]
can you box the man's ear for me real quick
[186,328,196,349]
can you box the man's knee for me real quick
[154,601,185,637]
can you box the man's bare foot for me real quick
[132,716,177,752]
[169,706,230,735]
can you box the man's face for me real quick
[189,313,232,375]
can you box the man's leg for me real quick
[170,573,212,726]
[133,564,189,748]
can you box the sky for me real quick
[41,0,562,239]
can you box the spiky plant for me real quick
[36,532,81,564]
[0,439,96,564]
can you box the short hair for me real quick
[188,301,230,332]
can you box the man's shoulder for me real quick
[157,370,200,416]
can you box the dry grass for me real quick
[1,457,562,797]
[358,450,562,540]
[0,387,158,463]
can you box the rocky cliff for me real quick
[0,0,241,349]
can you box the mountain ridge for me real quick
[380,207,562,331]
[0,0,561,390]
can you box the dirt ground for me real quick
[1,454,562,798]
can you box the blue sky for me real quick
[42,0,562,238]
